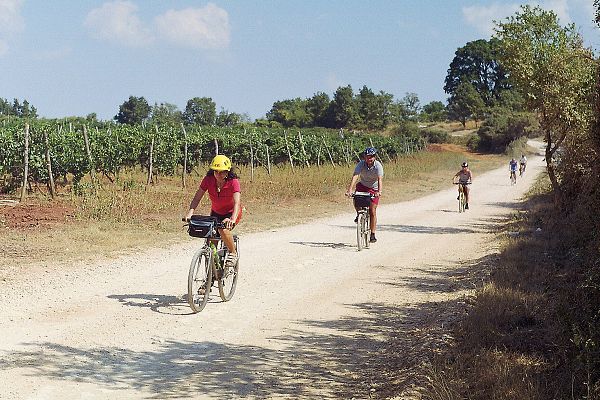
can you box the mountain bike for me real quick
[351,192,373,251]
[454,182,470,213]
[510,170,517,185]
[183,216,240,313]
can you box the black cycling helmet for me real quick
[461,161,468,167]
[364,147,377,156]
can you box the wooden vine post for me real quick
[82,125,97,193]
[247,129,255,182]
[265,143,272,175]
[20,123,30,202]
[298,131,310,167]
[283,130,295,171]
[321,135,336,168]
[43,129,56,198]
[147,126,157,185]
[180,123,188,189]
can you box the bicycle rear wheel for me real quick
[188,249,213,313]
[364,213,371,249]
[218,236,239,302]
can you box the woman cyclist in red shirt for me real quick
[185,155,241,267]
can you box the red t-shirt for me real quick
[200,175,241,215]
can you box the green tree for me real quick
[327,85,356,128]
[400,92,421,121]
[444,38,511,107]
[216,108,247,127]
[447,82,485,127]
[306,92,330,127]
[114,96,150,125]
[151,102,183,126]
[183,97,217,126]
[266,98,311,127]
[421,101,447,122]
[496,5,595,194]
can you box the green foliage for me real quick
[183,97,217,126]
[447,82,486,127]
[444,38,511,107]
[420,127,450,144]
[0,119,426,193]
[475,110,540,152]
[114,96,150,125]
[421,101,447,122]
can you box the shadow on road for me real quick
[289,241,355,250]
[377,224,478,234]
[1,255,495,399]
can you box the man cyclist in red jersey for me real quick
[346,147,384,243]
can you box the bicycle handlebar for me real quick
[454,182,471,185]
[182,217,227,229]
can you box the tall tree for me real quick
[114,96,150,125]
[151,102,183,126]
[447,82,485,127]
[444,38,511,107]
[496,5,595,194]
[421,101,447,122]
[306,92,330,127]
[327,85,356,128]
[266,98,311,127]
[183,97,217,126]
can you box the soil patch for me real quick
[0,197,75,230]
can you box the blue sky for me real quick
[0,0,598,121]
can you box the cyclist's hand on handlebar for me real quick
[222,218,234,230]
[345,191,353,197]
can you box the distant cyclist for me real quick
[509,158,518,182]
[345,147,383,243]
[519,154,527,176]
[453,161,472,209]
[185,155,241,268]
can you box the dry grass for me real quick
[1,145,504,269]
[421,174,600,400]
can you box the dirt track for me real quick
[0,145,545,399]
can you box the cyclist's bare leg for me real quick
[464,185,470,204]
[218,228,237,255]
[369,203,378,233]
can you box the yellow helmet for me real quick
[210,155,232,171]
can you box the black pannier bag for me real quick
[188,216,217,238]
[353,194,372,208]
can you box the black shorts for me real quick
[210,210,236,230]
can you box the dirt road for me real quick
[0,147,545,399]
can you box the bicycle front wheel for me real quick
[218,237,239,302]
[357,211,368,251]
[188,249,213,313]
[458,190,465,213]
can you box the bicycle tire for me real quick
[458,189,465,213]
[357,211,366,251]
[510,172,516,185]
[364,212,371,249]
[218,236,239,302]
[188,249,213,313]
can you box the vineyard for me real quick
[0,119,426,194]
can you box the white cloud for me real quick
[155,3,230,49]
[462,3,521,36]
[84,1,153,47]
[0,0,24,56]
[463,1,596,36]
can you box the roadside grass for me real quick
[1,145,505,268]
[421,175,600,399]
